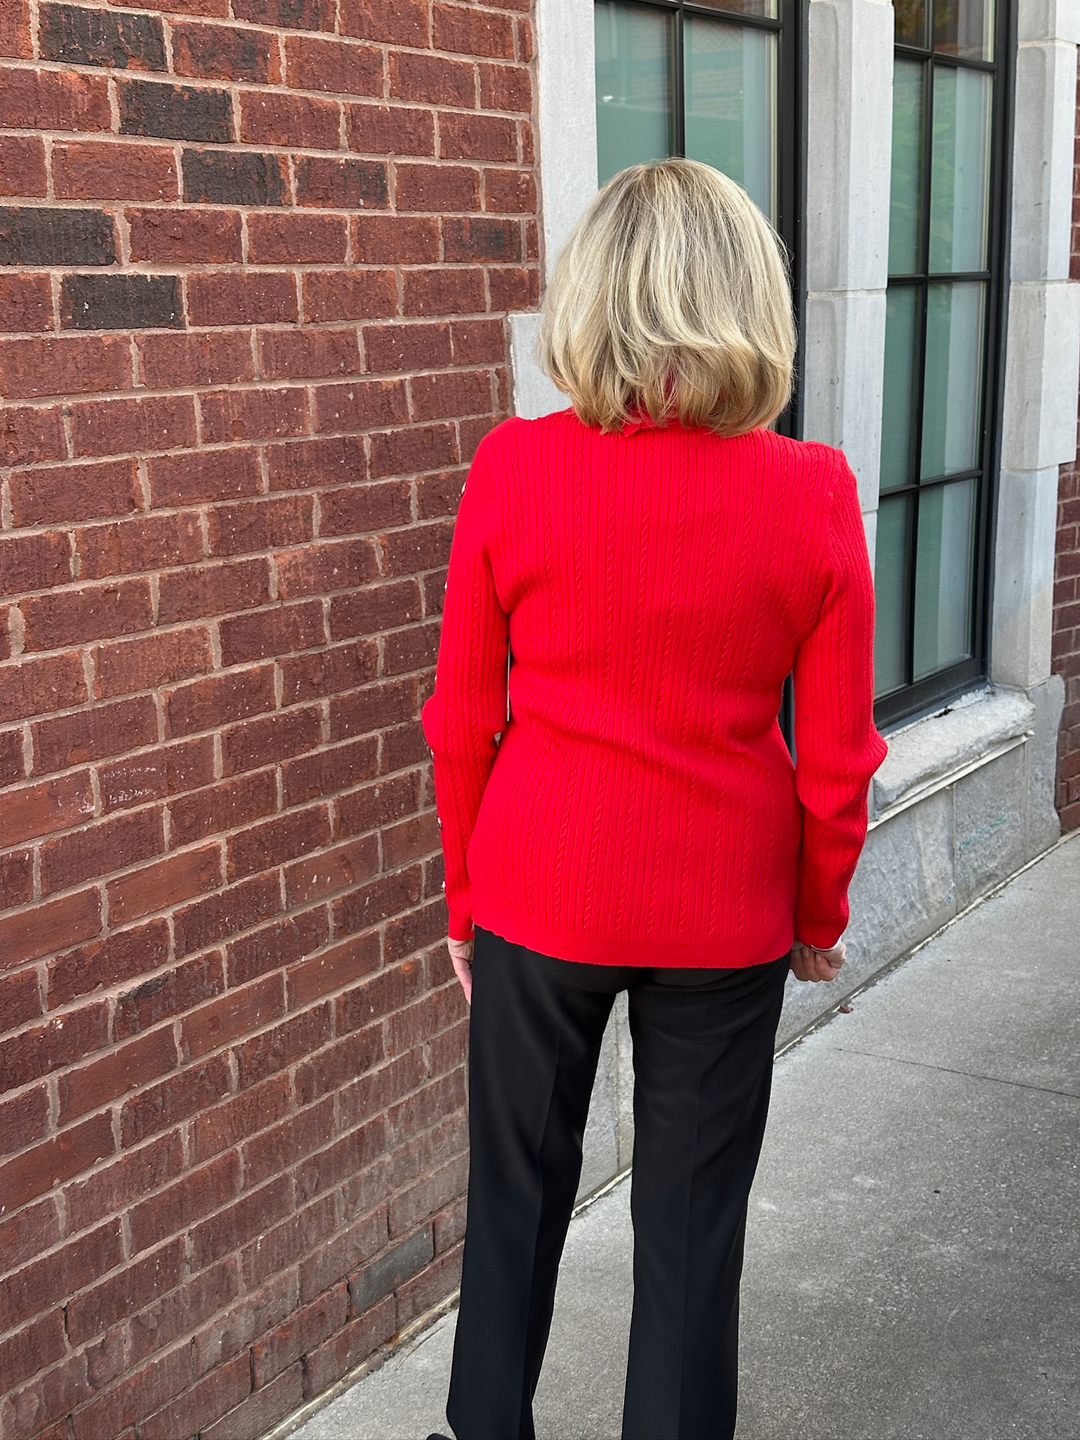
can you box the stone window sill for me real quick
[869,686,1035,827]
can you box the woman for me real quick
[421,158,887,1440]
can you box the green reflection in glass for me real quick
[880,287,919,492]
[921,280,985,478]
[684,17,776,219]
[889,59,925,275]
[929,65,991,273]
[874,496,913,696]
[595,1,673,185]
[933,0,994,61]
[894,0,929,46]
[913,478,976,678]
[691,0,778,15]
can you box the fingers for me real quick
[789,941,847,984]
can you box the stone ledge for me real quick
[871,687,1035,823]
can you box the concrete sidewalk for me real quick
[282,831,1080,1440]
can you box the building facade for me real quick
[0,0,1078,1436]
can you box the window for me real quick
[874,0,1011,726]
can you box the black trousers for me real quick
[445,927,789,1440]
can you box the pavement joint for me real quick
[829,1045,1080,1101]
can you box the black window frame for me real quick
[874,0,1016,731]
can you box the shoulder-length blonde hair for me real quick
[539,158,795,436]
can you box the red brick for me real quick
[242,1095,335,1189]
[451,317,505,363]
[226,907,328,986]
[227,803,332,881]
[148,446,262,506]
[416,467,468,519]
[207,494,313,556]
[188,271,299,327]
[248,1283,346,1387]
[138,329,256,388]
[0,888,101,970]
[239,1190,338,1287]
[390,50,475,107]
[191,1173,293,1266]
[283,801,381,889]
[318,481,412,536]
[0,134,45,195]
[173,21,279,83]
[347,101,435,156]
[0,404,66,467]
[280,733,379,808]
[295,153,389,208]
[48,917,169,1009]
[71,393,197,459]
[0,1107,114,1219]
[1,961,40,1030]
[233,1003,332,1092]
[370,425,457,479]
[233,0,334,26]
[32,695,150,774]
[0,334,131,400]
[248,212,348,265]
[140,1353,252,1440]
[479,60,531,112]
[302,1296,396,1397]
[443,213,520,263]
[10,456,140,526]
[70,1238,187,1350]
[0,1313,66,1395]
[40,806,164,896]
[240,89,340,149]
[295,1023,384,1107]
[0,1219,121,1341]
[412,367,492,419]
[59,1025,178,1126]
[108,844,223,926]
[218,600,325,665]
[200,385,310,442]
[287,928,380,1005]
[0,0,32,58]
[173,871,281,958]
[134,206,246,262]
[258,326,359,380]
[313,377,409,432]
[334,867,423,938]
[0,532,72,601]
[191,1072,291,1163]
[129,1151,241,1257]
[114,951,224,1039]
[201,1362,303,1440]
[396,162,480,213]
[121,1052,231,1147]
[328,674,419,740]
[382,809,440,869]
[69,1341,191,1440]
[483,165,535,212]
[488,264,538,310]
[0,272,53,332]
[165,665,276,738]
[267,434,365,490]
[0,64,111,131]
[285,34,382,95]
[434,2,515,55]
[78,511,204,580]
[440,110,516,162]
[181,972,285,1064]
[99,735,214,812]
[94,626,212,700]
[0,850,33,909]
[21,578,153,652]
[364,321,453,373]
[221,704,322,775]
[340,0,428,45]
[302,269,398,323]
[278,640,378,709]
[53,140,178,201]
[394,1236,462,1324]
[402,266,486,316]
[157,557,271,625]
[168,769,277,849]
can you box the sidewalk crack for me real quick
[832,1046,1080,1102]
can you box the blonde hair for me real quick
[539,159,795,436]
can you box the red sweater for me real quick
[422,410,887,968]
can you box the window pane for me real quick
[889,58,925,274]
[928,65,991,273]
[690,0,778,16]
[920,280,985,478]
[595,2,674,185]
[684,17,776,218]
[934,0,994,61]
[874,496,913,695]
[913,478,976,677]
[894,0,929,47]
[880,286,920,491]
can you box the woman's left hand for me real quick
[448,938,475,1003]
[789,940,847,983]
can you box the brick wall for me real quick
[0,0,537,1433]
[1053,72,1080,831]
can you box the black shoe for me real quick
[425,1434,452,1439]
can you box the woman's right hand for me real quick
[790,940,847,983]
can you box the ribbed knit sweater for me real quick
[422,409,887,968]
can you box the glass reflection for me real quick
[928,65,991,273]
[685,17,776,218]
[920,281,985,478]
[913,478,976,677]
[880,287,920,492]
[933,0,994,61]
[595,2,674,185]
[889,58,925,274]
[689,0,778,16]
[874,496,913,695]
[894,0,929,47]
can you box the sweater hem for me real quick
[472,900,794,969]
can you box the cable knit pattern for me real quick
[422,410,887,967]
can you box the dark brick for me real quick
[61,273,181,330]
[349,1226,433,1314]
[40,4,166,71]
[120,79,233,143]
[233,0,335,32]
[0,206,115,266]
[182,148,286,206]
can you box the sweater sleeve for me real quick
[420,433,510,942]
[791,452,888,948]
